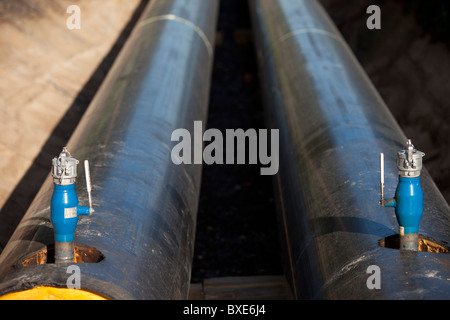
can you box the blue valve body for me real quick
[385,176,423,234]
[51,184,89,243]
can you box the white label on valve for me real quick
[64,207,77,219]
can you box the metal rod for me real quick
[380,153,384,205]
[84,160,93,213]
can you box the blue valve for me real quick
[380,139,425,251]
[383,176,423,234]
[51,147,92,263]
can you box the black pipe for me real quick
[249,0,450,299]
[0,0,218,299]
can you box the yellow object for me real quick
[0,286,107,300]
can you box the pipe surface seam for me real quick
[139,14,214,57]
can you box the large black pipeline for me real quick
[0,0,218,299]
[249,0,450,299]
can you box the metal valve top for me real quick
[52,147,79,185]
[397,139,425,178]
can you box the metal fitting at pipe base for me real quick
[54,241,75,263]
[399,228,419,252]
